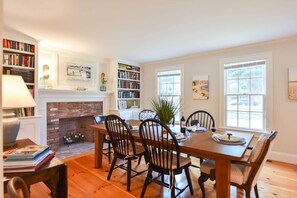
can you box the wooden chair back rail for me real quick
[186,110,215,129]
[7,176,30,198]
[139,119,180,170]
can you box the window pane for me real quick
[226,69,238,79]
[174,76,180,83]
[227,96,237,110]
[251,66,263,78]
[250,112,263,129]
[159,84,167,95]
[238,112,249,128]
[167,76,174,84]
[239,79,250,94]
[251,95,263,112]
[238,95,249,111]
[226,79,238,94]
[226,111,237,127]
[239,67,250,78]
[251,78,264,94]
[173,83,181,95]
[167,84,173,95]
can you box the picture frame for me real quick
[192,75,209,100]
[289,66,297,100]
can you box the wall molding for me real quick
[269,151,297,165]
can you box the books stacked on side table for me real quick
[3,145,55,173]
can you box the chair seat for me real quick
[200,160,245,185]
[152,151,191,170]
[132,143,145,156]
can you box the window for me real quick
[220,53,273,132]
[224,60,266,130]
[157,69,182,120]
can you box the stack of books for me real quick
[3,145,55,173]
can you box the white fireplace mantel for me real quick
[37,89,112,145]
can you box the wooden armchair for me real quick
[139,119,194,198]
[198,130,277,198]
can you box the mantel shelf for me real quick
[38,89,113,97]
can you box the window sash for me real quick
[224,60,266,130]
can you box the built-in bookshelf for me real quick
[2,38,37,117]
[109,59,142,120]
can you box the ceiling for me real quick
[3,0,297,64]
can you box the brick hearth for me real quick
[47,101,103,151]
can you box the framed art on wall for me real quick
[289,66,297,100]
[192,75,209,100]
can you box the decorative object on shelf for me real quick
[76,86,87,91]
[100,72,107,91]
[2,75,36,148]
[40,64,53,89]
[192,75,209,100]
[289,66,297,100]
[151,97,180,125]
[43,64,50,79]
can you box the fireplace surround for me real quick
[38,89,111,149]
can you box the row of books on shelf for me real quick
[3,53,35,67]
[118,80,140,89]
[3,68,35,83]
[118,63,140,72]
[118,70,140,80]
[15,107,34,117]
[3,144,54,173]
[118,90,140,99]
[3,39,35,53]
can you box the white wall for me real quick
[142,37,297,165]
[38,44,108,91]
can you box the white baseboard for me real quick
[269,151,297,165]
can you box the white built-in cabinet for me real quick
[108,58,142,119]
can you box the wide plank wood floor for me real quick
[18,151,297,197]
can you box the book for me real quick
[4,149,52,166]
[4,152,55,173]
[4,144,49,159]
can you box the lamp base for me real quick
[3,109,20,149]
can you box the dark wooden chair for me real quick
[94,115,112,164]
[186,110,215,130]
[198,131,277,198]
[186,110,216,167]
[139,118,194,198]
[138,109,156,121]
[7,176,30,198]
[105,114,145,191]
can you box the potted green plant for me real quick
[151,97,180,125]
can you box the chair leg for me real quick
[108,142,111,164]
[198,173,209,198]
[254,184,259,198]
[185,167,194,195]
[127,159,132,191]
[140,168,153,198]
[170,174,175,198]
[107,157,117,180]
[137,155,142,165]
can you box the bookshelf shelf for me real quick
[2,37,38,118]
[109,59,142,119]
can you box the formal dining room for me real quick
[1,1,297,198]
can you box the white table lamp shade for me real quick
[2,75,36,109]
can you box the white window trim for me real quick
[219,52,273,133]
[154,64,185,118]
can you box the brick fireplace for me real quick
[47,101,103,151]
[38,89,111,150]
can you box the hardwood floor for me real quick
[23,152,297,197]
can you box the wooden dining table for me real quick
[90,123,253,198]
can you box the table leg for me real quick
[95,129,105,168]
[215,158,231,198]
